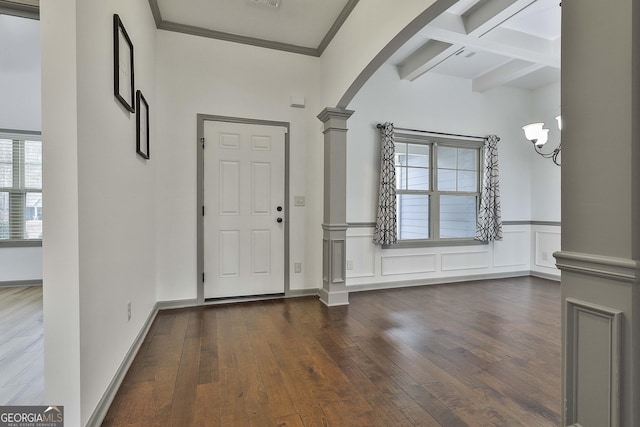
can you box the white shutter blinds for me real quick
[0,135,42,241]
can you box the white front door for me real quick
[203,120,286,299]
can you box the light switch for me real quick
[294,196,305,207]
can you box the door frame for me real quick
[197,114,290,304]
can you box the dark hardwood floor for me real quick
[102,277,561,426]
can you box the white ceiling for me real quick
[152,0,355,56]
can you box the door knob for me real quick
[277,217,283,223]
[277,206,283,212]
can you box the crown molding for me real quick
[147,0,358,57]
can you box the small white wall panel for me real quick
[535,230,561,268]
[381,254,436,276]
[219,132,240,149]
[494,230,529,267]
[252,230,271,275]
[252,162,271,215]
[252,135,271,151]
[219,161,240,215]
[345,235,376,278]
[441,251,489,271]
[219,230,239,277]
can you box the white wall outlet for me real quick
[127,301,131,321]
[346,260,354,270]
[294,196,305,207]
[294,262,302,273]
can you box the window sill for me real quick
[0,240,42,248]
[382,238,488,249]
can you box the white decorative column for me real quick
[556,0,640,425]
[317,107,353,306]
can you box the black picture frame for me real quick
[113,14,135,113]
[136,90,150,159]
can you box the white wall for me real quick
[155,31,323,302]
[345,64,549,287]
[0,14,42,284]
[528,81,561,279]
[42,0,157,424]
[530,81,561,221]
[0,14,41,131]
[0,247,42,282]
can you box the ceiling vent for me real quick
[249,0,281,7]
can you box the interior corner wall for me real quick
[42,0,158,424]
[154,31,322,302]
[345,64,539,287]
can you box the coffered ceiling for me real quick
[388,0,561,91]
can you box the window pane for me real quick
[0,192,8,239]
[458,148,478,170]
[440,195,477,238]
[457,170,478,192]
[25,192,42,239]
[397,194,429,239]
[24,140,42,189]
[0,140,12,188]
[394,143,406,166]
[438,169,456,191]
[407,143,429,167]
[406,167,429,190]
[438,146,457,169]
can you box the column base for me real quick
[318,287,349,306]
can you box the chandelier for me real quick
[522,116,562,166]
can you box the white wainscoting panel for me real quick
[345,235,376,278]
[441,251,490,271]
[494,230,530,268]
[534,226,561,270]
[381,254,437,276]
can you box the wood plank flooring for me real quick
[0,286,44,405]
[103,277,561,426]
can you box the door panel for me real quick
[203,121,285,298]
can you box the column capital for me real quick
[317,107,355,126]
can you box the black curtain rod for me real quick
[376,123,486,141]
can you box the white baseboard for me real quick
[86,302,159,427]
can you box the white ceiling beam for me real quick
[397,39,458,81]
[418,26,559,68]
[462,0,536,36]
[472,59,544,92]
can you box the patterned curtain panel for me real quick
[373,122,398,245]
[476,135,503,242]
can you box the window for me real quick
[0,133,42,243]
[394,133,482,243]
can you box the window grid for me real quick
[395,135,482,242]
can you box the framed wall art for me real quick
[136,90,149,159]
[113,14,135,112]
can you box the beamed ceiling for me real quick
[0,0,560,91]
